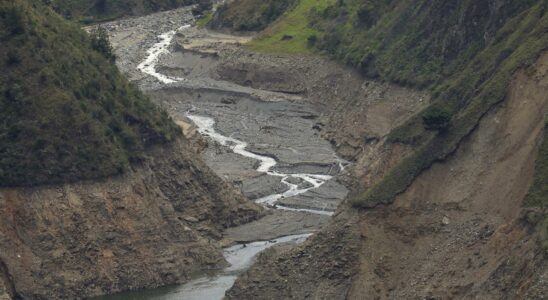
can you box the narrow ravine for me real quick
[96,11,348,299]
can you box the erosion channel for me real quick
[95,7,349,300]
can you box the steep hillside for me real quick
[215,0,548,209]
[0,0,181,186]
[215,0,548,298]
[0,1,262,298]
[208,0,297,31]
[0,139,260,300]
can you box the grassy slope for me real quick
[0,0,180,186]
[196,11,212,28]
[356,2,548,207]
[246,0,334,54]
[310,0,539,87]
[214,1,547,238]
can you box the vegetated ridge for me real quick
[207,0,548,298]
[208,0,298,32]
[0,1,262,299]
[0,0,181,186]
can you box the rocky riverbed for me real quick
[94,6,349,299]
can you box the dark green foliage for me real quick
[356,1,379,27]
[0,0,181,186]
[347,0,548,207]
[0,4,27,35]
[90,26,115,62]
[209,0,298,31]
[422,105,452,131]
[307,34,318,46]
[310,0,539,87]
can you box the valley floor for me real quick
[93,6,354,299]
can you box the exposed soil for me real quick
[227,52,548,300]
[5,4,543,299]
[91,7,434,299]
[0,139,261,299]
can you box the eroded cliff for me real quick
[0,138,261,299]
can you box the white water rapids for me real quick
[112,23,344,299]
[137,25,190,83]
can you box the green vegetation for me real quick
[421,105,452,131]
[524,120,548,254]
[216,0,547,209]
[0,0,180,186]
[46,0,198,23]
[352,2,548,207]
[247,0,334,54]
[90,26,115,62]
[209,0,299,32]
[196,11,212,28]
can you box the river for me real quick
[95,7,348,299]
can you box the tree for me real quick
[90,27,115,62]
[422,105,452,131]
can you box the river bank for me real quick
[93,6,350,299]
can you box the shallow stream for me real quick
[98,14,347,299]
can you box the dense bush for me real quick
[0,0,180,186]
[90,26,115,62]
[422,105,452,131]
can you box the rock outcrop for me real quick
[225,52,548,300]
[0,138,261,299]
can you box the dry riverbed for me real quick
[94,6,349,299]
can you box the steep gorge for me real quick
[226,42,548,300]
[205,0,548,298]
[1,0,546,298]
[0,1,261,299]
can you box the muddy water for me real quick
[97,8,348,299]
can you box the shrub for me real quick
[90,26,115,62]
[307,34,318,47]
[0,5,27,36]
[422,105,452,131]
[6,50,21,65]
[356,3,377,27]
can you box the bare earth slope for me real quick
[227,52,548,300]
[0,138,261,300]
